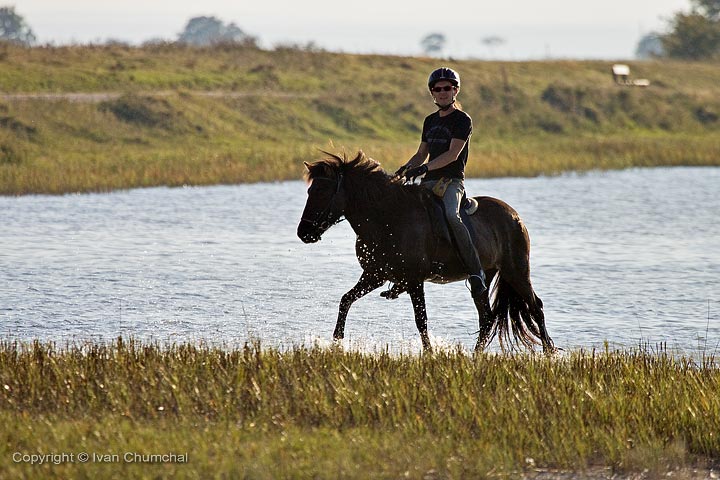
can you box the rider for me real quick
[396,67,488,305]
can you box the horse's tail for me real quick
[484,275,546,351]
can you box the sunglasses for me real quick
[431,85,455,92]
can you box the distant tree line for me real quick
[0,6,36,46]
[0,7,257,48]
[637,0,720,60]
[3,3,720,61]
[176,16,257,47]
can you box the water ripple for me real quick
[1,168,718,356]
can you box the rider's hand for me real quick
[394,164,408,177]
[404,164,428,182]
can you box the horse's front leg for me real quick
[407,281,432,353]
[333,272,385,341]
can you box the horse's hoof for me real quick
[543,344,560,355]
[380,289,399,300]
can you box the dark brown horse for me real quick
[297,151,554,353]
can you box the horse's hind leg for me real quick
[407,281,432,353]
[529,293,555,353]
[333,272,385,341]
[474,269,497,352]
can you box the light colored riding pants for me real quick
[421,178,483,276]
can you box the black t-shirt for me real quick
[421,109,472,181]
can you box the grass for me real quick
[1,339,718,478]
[1,44,720,194]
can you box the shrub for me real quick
[99,94,181,129]
[0,142,24,164]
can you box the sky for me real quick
[15,0,692,60]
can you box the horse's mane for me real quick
[305,151,422,209]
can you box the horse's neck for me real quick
[344,180,422,238]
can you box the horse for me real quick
[297,151,555,353]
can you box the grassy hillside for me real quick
[1,43,719,194]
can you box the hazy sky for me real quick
[16,0,691,59]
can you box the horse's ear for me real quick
[303,161,311,171]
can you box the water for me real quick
[1,167,718,355]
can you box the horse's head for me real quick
[297,157,347,243]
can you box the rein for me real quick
[300,173,346,231]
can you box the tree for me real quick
[660,0,720,59]
[662,12,720,59]
[0,6,36,46]
[178,16,256,47]
[420,33,445,56]
[481,35,506,58]
[694,0,720,20]
[635,32,665,59]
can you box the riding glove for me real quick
[394,165,408,177]
[404,164,428,182]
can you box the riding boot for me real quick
[451,230,486,295]
[451,224,489,307]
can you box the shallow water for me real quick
[1,167,718,355]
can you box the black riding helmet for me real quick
[427,67,460,90]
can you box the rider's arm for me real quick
[426,138,466,171]
[405,142,429,169]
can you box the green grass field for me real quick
[1,44,719,194]
[1,340,718,478]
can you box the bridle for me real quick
[300,173,345,232]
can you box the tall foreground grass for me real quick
[1,339,718,478]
